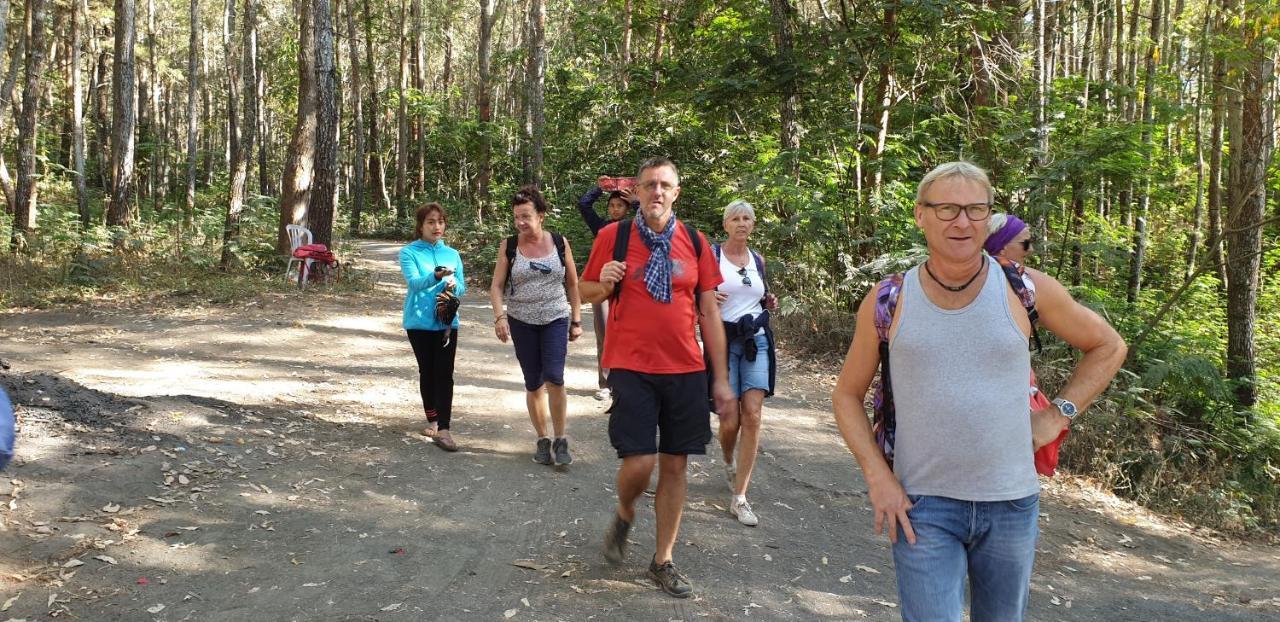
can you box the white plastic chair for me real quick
[284,224,314,289]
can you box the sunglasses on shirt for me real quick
[737,266,752,287]
[529,261,552,275]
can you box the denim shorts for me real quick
[508,316,569,391]
[728,332,770,397]
[892,493,1039,622]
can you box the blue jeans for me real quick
[893,493,1039,622]
[727,332,770,397]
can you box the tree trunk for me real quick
[412,0,423,194]
[185,0,199,234]
[11,0,47,250]
[255,16,268,194]
[652,5,668,84]
[1224,34,1274,407]
[344,0,365,234]
[220,0,247,268]
[1185,6,1211,279]
[475,0,497,218]
[277,0,316,252]
[395,0,408,217]
[1206,0,1228,290]
[620,0,631,85]
[770,0,800,156]
[1126,0,1161,303]
[871,3,897,193]
[145,0,158,209]
[107,0,137,229]
[310,0,338,247]
[71,0,88,226]
[363,0,390,214]
[521,0,545,185]
[242,0,258,195]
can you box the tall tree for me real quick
[185,0,200,234]
[310,0,339,246]
[475,0,497,216]
[107,0,138,229]
[769,0,799,157]
[344,0,365,233]
[242,0,258,195]
[1126,0,1162,303]
[71,0,88,227]
[362,0,390,214]
[220,0,247,268]
[1224,25,1274,407]
[395,0,408,215]
[11,0,48,249]
[277,0,316,252]
[521,0,545,185]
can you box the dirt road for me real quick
[1,240,1277,621]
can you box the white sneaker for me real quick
[724,461,737,494]
[594,388,612,401]
[730,498,759,527]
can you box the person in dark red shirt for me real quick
[580,157,734,599]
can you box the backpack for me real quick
[711,244,769,299]
[504,232,567,293]
[870,256,1048,471]
[608,218,704,307]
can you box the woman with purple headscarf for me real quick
[985,213,1034,263]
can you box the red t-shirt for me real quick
[582,219,724,374]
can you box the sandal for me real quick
[434,433,459,452]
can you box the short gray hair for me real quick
[637,157,680,185]
[986,211,1009,235]
[723,199,755,222]
[916,161,994,204]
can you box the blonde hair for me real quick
[723,199,755,223]
[916,162,994,205]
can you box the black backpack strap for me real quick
[550,232,567,283]
[609,219,632,304]
[752,250,768,295]
[683,221,704,297]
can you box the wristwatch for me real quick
[1052,397,1079,420]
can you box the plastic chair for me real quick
[284,224,314,289]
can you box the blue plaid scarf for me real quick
[635,215,677,303]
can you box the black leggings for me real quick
[406,329,458,430]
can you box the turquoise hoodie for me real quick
[400,239,467,331]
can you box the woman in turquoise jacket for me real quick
[400,202,466,452]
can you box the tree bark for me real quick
[871,2,897,193]
[363,0,390,214]
[277,0,316,252]
[521,0,545,185]
[1206,0,1228,290]
[1224,32,1274,408]
[310,0,338,246]
[185,0,199,234]
[475,0,497,218]
[107,0,137,229]
[344,0,365,233]
[71,0,88,226]
[395,0,408,217]
[220,0,247,268]
[11,0,47,250]
[770,0,800,156]
[620,0,632,85]
[1126,0,1161,303]
[242,0,258,195]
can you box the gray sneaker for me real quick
[602,514,631,564]
[648,556,693,599]
[533,438,553,465]
[553,438,573,465]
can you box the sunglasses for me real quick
[737,267,752,287]
[1020,238,1034,251]
[529,261,552,275]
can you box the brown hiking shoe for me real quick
[648,556,693,599]
[601,513,630,564]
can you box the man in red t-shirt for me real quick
[580,157,735,599]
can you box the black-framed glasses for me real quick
[737,266,752,286]
[529,261,552,274]
[1020,238,1035,251]
[922,202,993,222]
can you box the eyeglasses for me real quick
[1021,238,1035,251]
[638,180,677,193]
[922,202,993,222]
[737,267,752,287]
[529,261,552,275]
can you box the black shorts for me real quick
[607,369,712,458]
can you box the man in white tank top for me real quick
[831,162,1127,621]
